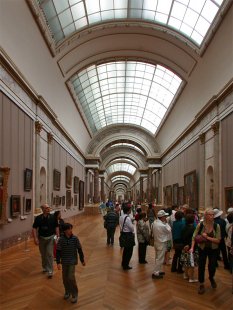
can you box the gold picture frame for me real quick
[66,166,73,188]
[0,167,10,224]
[184,170,197,209]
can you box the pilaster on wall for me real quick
[199,133,205,209]
[211,121,220,208]
[93,169,99,203]
[47,132,53,205]
[147,168,153,203]
[35,121,43,213]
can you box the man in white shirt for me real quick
[119,203,135,270]
[152,210,172,279]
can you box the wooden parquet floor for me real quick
[0,213,232,310]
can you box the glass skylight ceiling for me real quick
[111,175,130,183]
[107,163,136,175]
[71,61,182,134]
[109,158,138,167]
[110,143,145,155]
[38,0,224,46]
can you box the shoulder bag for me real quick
[119,216,135,248]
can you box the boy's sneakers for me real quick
[198,284,205,294]
[152,273,163,279]
[47,272,53,279]
[210,279,217,288]
[189,279,198,283]
[70,296,77,303]
[64,293,70,300]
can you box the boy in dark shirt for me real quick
[56,223,85,304]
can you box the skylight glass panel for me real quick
[110,143,145,155]
[111,175,130,182]
[38,0,225,46]
[70,61,182,134]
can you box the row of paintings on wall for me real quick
[10,196,32,217]
[164,170,198,208]
[52,180,84,210]
[52,192,78,207]
[164,170,233,211]
[53,166,79,192]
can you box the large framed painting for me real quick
[184,170,198,209]
[178,186,184,206]
[172,183,179,206]
[53,169,61,191]
[163,186,166,205]
[166,185,172,206]
[24,198,32,214]
[24,168,32,191]
[66,190,72,208]
[79,181,84,210]
[225,187,233,212]
[0,167,10,224]
[74,194,78,206]
[73,176,79,194]
[11,195,21,217]
[66,166,73,188]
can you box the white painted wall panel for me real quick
[156,6,233,152]
[1,1,91,152]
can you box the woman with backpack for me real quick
[190,208,221,295]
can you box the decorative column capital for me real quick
[47,132,53,144]
[35,121,43,134]
[211,121,220,135]
[199,132,205,144]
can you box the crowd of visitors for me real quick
[32,201,233,304]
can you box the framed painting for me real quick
[178,186,184,206]
[74,194,78,206]
[184,170,197,209]
[172,183,179,206]
[24,168,32,191]
[166,185,172,206]
[24,198,32,214]
[66,190,72,208]
[11,195,21,217]
[53,169,61,191]
[79,181,84,210]
[163,186,166,205]
[73,176,79,194]
[55,195,60,206]
[225,187,233,212]
[0,167,10,224]
[66,166,73,188]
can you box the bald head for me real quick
[41,204,50,215]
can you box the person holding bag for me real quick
[190,208,220,295]
[119,203,135,270]
[180,214,198,282]
[137,212,150,264]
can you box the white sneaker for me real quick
[183,274,189,280]
[189,279,198,283]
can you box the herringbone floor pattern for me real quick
[0,213,232,309]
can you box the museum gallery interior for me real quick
[0,1,232,309]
